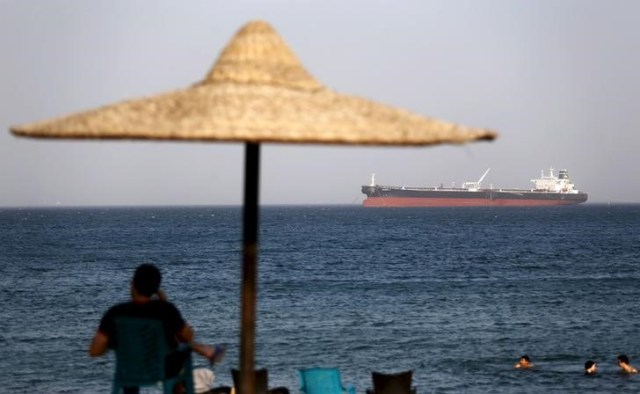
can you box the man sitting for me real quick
[89,263,223,393]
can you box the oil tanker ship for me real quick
[361,168,588,207]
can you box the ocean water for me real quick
[1,205,639,393]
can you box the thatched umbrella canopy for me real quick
[11,20,496,394]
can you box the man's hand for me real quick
[156,289,168,301]
[89,331,109,357]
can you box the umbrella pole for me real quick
[240,142,260,394]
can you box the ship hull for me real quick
[361,187,588,207]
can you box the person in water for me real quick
[514,355,534,369]
[89,263,225,393]
[617,354,638,373]
[584,360,598,375]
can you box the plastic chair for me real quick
[366,370,416,394]
[231,368,290,394]
[111,317,195,394]
[298,367,355,394]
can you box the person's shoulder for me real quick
[149,300,185,325]
[103,301,134,315]
[110,300,179,313]
[99,301,136,330]
[149,299,183,314]
[152,299,178,308]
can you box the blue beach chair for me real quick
[298,367,355,394]
[111,317,195,394]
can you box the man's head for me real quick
[618,355,630,365]
[584,360,597,375]
[515,355,532,368]
[132,263,161,297]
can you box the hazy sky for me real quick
[1,0,639,206]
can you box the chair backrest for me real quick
[372,370,413,394]
[231,368,269,394]
[112,317,194,394]
[299,367,347,394]
[113,317,170,386]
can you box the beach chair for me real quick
[231,368,289,394]
[366,370,416,394]
[298,367,355,394]
[111,317,195,394]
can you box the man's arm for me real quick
[89,330,109,357]
[176,322,195,343]
[175,323,218,360]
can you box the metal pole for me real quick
[240,142,260,394]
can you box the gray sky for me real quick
[1,0,639,206]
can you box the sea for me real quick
[1,204,639,393]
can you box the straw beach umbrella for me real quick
[11,21,496,394]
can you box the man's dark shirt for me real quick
[98,300,185,350]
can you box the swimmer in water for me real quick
[584,360,597,375]
[514,355,534,369]
[617,354,638,374]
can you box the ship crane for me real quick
[462,168,491,191]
